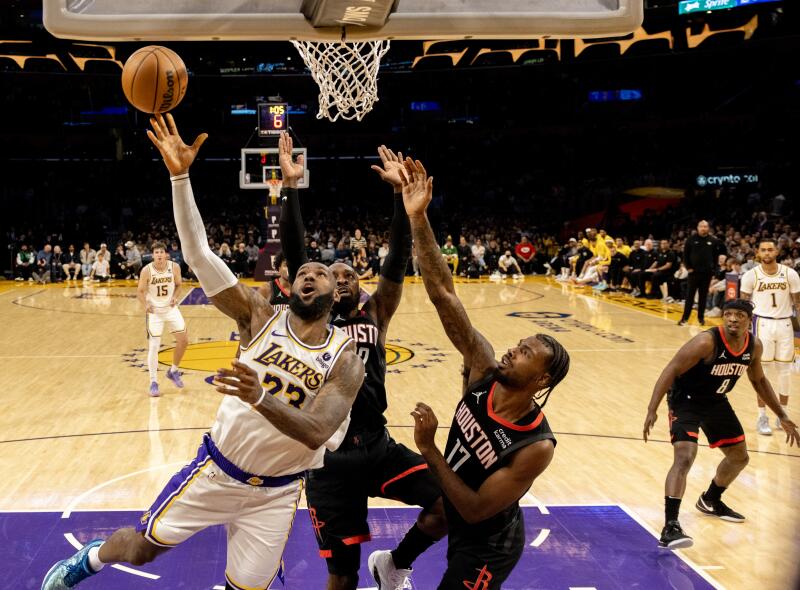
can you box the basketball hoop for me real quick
[267,178,283,202]
[291,39,390,122]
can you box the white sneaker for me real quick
[757,414,772,436]
[707,307,722,317]
[490,271,502,280]
[368,550,412,590]
[631,288,640,297]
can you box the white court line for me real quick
[0,354,123,359]
[530,528,550,547]
[523,492,549,515]
[617,504,726,590]
[64,532,160,580]
[569,587,598,590]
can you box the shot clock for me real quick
[258,103,288,136]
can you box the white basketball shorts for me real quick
[753,315,795,363]
[146,306,186,338]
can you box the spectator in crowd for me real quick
[307,239,322,263]
[50,245,65,282]
[15,244,34,281]
[441,236,458,275]
[411,242,420,276]
[608,244,628,290]
[33,244,52,284]
[97,243,111,269]
[232,242,249,277]
[515,236,535,274]
[80,242,96,279]
[554,238,579,280]
[678,220,724,326]
[706,254,730,317]
[245,240,259,272]
[334,238,352,264]
[377,240,389,268]
[647,239,677,301]
[615,237,631,257]
[471,238,487,273]
[168,242,184,267]
[89,251,111,282]
[624,239,649,297]
[111,244,128,278]
[63,244,81,280]
[320,240,335,263]
[457,236,472,276]
[485,239,501,272]
[350,228,366,251]
[124,240,142,278]
[494,250,523,279]
[218,242,233,269]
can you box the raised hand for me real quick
[399,158,433,219]
[279,131,304,189]
[370,145,405,189]
[146,113,208,177]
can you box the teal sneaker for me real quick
[41,539,103,589]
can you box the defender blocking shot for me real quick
[643,299,799,550]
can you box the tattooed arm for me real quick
[400,158,496,385]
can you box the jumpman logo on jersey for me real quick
[463,564,493,590]
[308,507,326,542]
[472,390,486,403]
[719,351,727,360]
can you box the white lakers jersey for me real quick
[146,262,176,310]
[740,264,800,318]
[210,309,353,476]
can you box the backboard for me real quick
[240,148,309,191]
[43,1,644,42]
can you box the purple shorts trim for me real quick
[135,440,209,541]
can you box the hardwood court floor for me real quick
[1,277,798,589]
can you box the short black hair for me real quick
[274,251,286,269]
[757,238,777,248]
[722,298,754,317]
[533,334,570,408]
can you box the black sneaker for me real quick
[659,520,693,549]
[677,319,687,326]
[695,493,745,522]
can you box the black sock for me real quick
[665,496,681,523]
[391,525,436,570]
[705,480,726,503]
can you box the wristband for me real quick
[253,387,267,408]
[170,173,190,183]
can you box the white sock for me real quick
[87,545,105,572]
[148,337,161,382]
[171,364,179,373]
[759,407,767,418]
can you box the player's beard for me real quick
[289,291,334,321]
[331,292,358,317]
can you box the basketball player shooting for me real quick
[137,241,188,397]
[643,299,799,550]
[399,159,570,590]
[274,134,446,590]
[41,113,365,590]
[738,239,800,435]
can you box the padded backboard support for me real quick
[43,0,644,42]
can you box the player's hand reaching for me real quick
[370,145,405,189]
[779,416,800,447]
[146,113,208,177]
[411,402,439,454]
[214,360,263,405]
[399,158,433,219]
[643,409,658,442]
[278,131,304,189]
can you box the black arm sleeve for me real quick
[380,193,411,283]
[279,187,308,283]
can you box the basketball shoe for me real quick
[695,493,745,522]
[658,521,692,549]
[368,550,412,589]
[166,368,184,388]
[149,382,160,397]
[41,539,103,589]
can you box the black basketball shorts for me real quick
[668,398,745,448]
[305,430,441,572]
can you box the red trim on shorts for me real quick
[686,431,699,438]
[275,278,290,297]
[487,383,544,431]
[380,464,428,495]
[718,327,750,357]
[342,534,372,545]
[319,549,332,558]
[709,434,745,448]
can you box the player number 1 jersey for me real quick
[739,264,800,318]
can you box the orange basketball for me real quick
[121,46,188,114]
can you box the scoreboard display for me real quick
[258,103,288,136]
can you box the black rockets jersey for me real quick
[332,310,388,434]
[669,327,754,405]
[443,376,556,535]
[270,279,291,311]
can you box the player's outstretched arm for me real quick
[643,332,713,442]
[412,403,553,523]
[215,348,364,450]
[277,131,308,282]
[367,145,411,331]
[400,158,495,381]
[147,113,273,344]
[747,340,800,446]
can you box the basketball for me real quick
[121,46,188,114]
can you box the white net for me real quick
[291,40,391,122]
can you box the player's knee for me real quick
[417,498,448,538]
[672,449,696,472]
[729,447,749,467]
